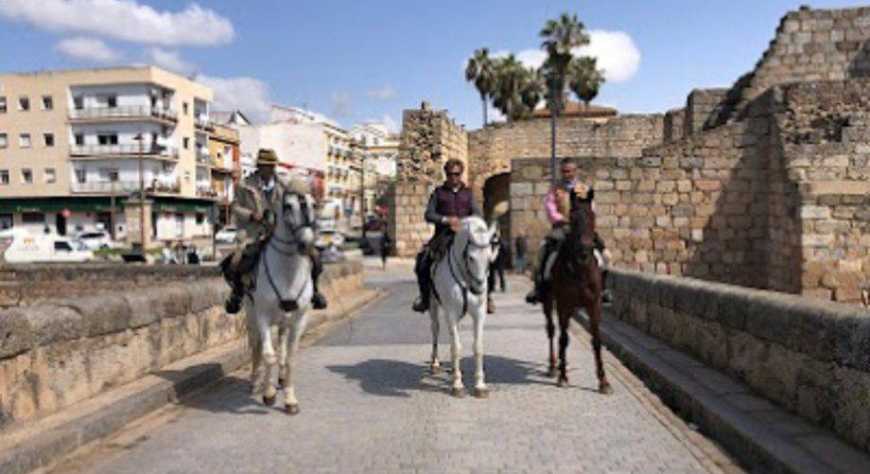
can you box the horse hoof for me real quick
[263,394,277,406]
[430,365,442,375]
[278,377,286,388]
[285,404,300,415]
[547,368,558,378]
[557,377,569,388]
[451,387,466,398]
[473,387,489,399]
[599,382,614,395]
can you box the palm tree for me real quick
[465,48,496,126]
[491,54,529,122]
[540,13,590,184]
[568,56,605,108]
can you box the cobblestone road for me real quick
[54,261,736,474]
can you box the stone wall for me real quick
[0,261,364,430]
[684,88,729,135]
[390,103,468,257]
[663,108,685,144]
[0,264,220,308]
[608,268,870,453]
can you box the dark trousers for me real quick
[488,262,505,293]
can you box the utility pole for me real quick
[134,132,145,253]
[109,178,116,240]
[360,144,367,241]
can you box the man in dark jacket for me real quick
[412,159,482,312]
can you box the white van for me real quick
[2,229,94,263]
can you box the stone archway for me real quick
[482,172,511,266]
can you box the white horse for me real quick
[245,189,316,415]
[427,216,500,398]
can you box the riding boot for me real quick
[601,270,613,304]
[412,252,431,313]
[525,245,551,305]
[310,251,327,310]
[221,254,244,314]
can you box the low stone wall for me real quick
[608,267,870,452]
[0,264,220,308]
[0,261,364,431]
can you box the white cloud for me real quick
[147,48,195,76]
[197,75,272,124]
[331,91,352,118]
[367,85,396,100]
[578,30,641,83]
[56,36,122,63]
[492,30,641,83]
[0,0,234,46]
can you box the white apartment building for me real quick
[0,66,216,249]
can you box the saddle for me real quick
[424,231,454,263]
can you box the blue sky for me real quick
[0,0,864,130]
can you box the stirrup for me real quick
[225,295,242,314]
[312,292,327,310]
[412,297,429,313]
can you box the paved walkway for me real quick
[53,261,737,474]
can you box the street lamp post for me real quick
[360,145,367,241]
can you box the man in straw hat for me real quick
[220,148,328,314]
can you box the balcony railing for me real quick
[70,144,179,159]
[196,185,218,199]
[69,105,178,122]
[71,178,181,195]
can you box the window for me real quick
[106,95,117,108]
[74,133,84,146]
[19,133,31,148]
[73,96,84,110]
[22,212,44,224]
[0,96,6,113]
[183,102,189,115]
[97,133,118,145]
[43,133,54,147]
[183,137,190,149]
[44,168,56,184]
[0,214,12,230]
[42,95,53,110]
[0,170,8,185]
[54,241,72,252]
[0,133,7,148]
[99,168,119,182]
[195,213,205,225]
[75,169,86,184]
[21,168,33,184]
[18,96,29,111]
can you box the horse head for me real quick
[277,190,316,249]
[456,216,497,295]
[565,189,596,270]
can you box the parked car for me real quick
[3,230,94,263]
[314,229,345,250]
[215,226,239,244]
[74,230,117,250]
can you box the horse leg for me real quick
[246,312,263,394]
[448,313,464,397]
[543,297,557,378]
[471,302,488,398]
[282,313,309,415]
[258,318,278,406]
[428,303,441,374]
[556,305,571,387]
[588,299,612,395]
[277,325,289,388]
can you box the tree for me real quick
[465,48,496,126]
[491,56,544,122]
[569,56,605,108]
[540,13,590,184]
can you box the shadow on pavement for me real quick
[327,355,550,398]
[152,365,270,416]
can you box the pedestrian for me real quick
[488,235,507,301]
[514,232,528,275]
[381,229,392,270]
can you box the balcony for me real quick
[69,105,178,124]
[196,184,218,199]
[70,144,179,161]
[196,148,211,166]
[70,177,181,195]
[195,116,215,131]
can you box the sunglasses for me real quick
[446,172,462,177]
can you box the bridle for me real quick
[442,223,492,315]
[260,191,315,309]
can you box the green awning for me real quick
[151,197,215,214]
[0,197,125,213]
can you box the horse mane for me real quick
[459,216,490,248]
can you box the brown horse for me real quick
[541,190,612,394]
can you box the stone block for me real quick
[800,206,832,219]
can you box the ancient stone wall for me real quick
[663,108,685,144]
[0,261,364,429]
[467,114,664,210]
[717,5,870,124]
[391,103,468,257]
[684,88,729,135]
[609,268,870,453]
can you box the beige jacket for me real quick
[232,172,287,247]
